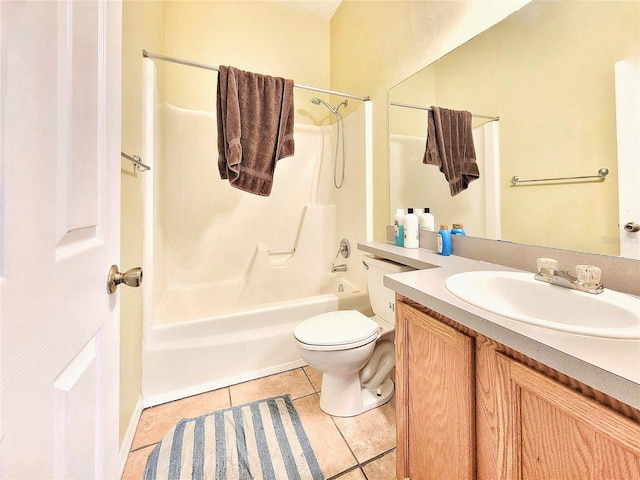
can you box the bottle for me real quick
[437,224,452,256]
[393,209,405,247]
[419,207,435,232]
[403,208,419,248]
[451,223,466,236]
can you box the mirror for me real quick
[389,0,639,257]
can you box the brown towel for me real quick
[423,106,479,196]
[217,65,295,196]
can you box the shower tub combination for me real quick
[142,60,373,407]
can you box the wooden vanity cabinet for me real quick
[396,296,640,480]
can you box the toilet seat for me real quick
[294,310,380,351]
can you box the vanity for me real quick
[358,242,640,480]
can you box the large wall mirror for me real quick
[389,0,639,258]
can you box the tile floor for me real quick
[122,366,396,479]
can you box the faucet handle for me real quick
[576,265,602,286]
[536,257,558,272]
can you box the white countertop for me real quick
[359,242,640,410]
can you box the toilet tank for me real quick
[363,255,415,325]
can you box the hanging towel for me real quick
[217,65,295,196]
[423,106,479,196]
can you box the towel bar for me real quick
[511,167,608,185]
[121,151,151,172]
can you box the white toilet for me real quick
[294,255,414,417]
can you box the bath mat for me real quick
[144,394,325,480]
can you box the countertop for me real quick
[358,241,640,410]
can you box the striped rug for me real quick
[144,394,325,480]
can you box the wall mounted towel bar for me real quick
[511,167,608,185]
[121,151,150,172]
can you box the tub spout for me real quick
[331,263,348,273]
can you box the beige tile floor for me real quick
[122,366,396,479]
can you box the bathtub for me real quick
[142,276,371,407]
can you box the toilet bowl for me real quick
[294,255,415,417]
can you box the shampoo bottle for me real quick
[394,209,405,247]
[403,208,419,249]
[437,224,452,256]
[419,208,435,232]
[451,223,466,236]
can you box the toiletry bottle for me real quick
[451,223,466,236]
[394,209,405,247]
[419,208,435,232]
[404,208,419,248]
[437,224,452,256]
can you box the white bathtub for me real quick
[142,277,371,407]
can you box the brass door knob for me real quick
[624,222,640,233]
[107,265,143,294]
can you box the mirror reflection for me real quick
[389,0,639,257]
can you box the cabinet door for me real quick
[396,301,475,480]
[489,353,640,480]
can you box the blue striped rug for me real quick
[144,394,325,480]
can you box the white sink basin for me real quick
[445,271,640,339]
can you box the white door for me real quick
[0,1,121,478]
[615,59,640,260]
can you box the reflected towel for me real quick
[423,106,478,196]
[217,66,295,196]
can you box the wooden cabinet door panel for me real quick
[396,302,475,480]
[509,355,640,480]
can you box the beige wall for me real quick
[330,0,529,240]
[161,1,331,124]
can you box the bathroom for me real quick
[19,0,632,477]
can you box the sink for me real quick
[445,271,640,339]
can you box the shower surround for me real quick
[142,62,372,406]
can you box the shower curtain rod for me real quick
[142,50,371,102]
[389,101,499,121]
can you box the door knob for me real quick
[624,222,640,233]
[107,265,143,294]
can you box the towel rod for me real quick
[142,50,371,102]
[389,101,499,121]
[121,151,151,172]
[511,167,608,185]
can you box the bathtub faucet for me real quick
[331,263,348,273]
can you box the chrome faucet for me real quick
[534,258,604,294]
[331,263,348,273]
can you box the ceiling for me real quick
[272,0,342,19]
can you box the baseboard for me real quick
[118,395,144,478]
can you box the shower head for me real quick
[311,97,348,115]
[311,97,335,113]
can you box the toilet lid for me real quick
[294,310,379,347]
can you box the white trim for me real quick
[118,395,144,479]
